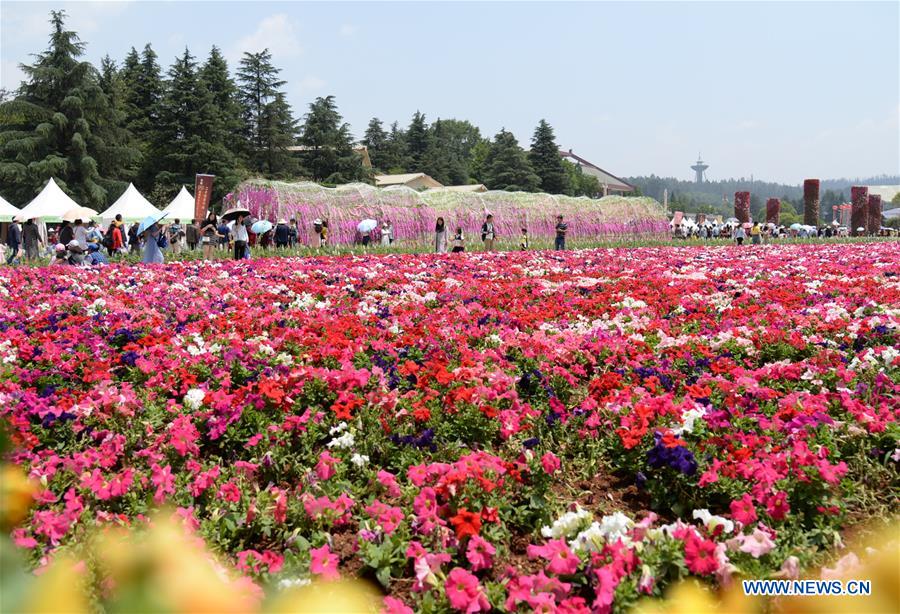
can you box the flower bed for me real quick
[228,180,668,245]
[1,243,898,612]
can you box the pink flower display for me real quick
[803,179,820,226]
[0,242,896,611]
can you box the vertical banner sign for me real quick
[194,174,215,222]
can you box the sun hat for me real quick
[54,243,66,252]
[313,218,322,225]
[278,219,287,225]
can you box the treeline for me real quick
[630,174,900,223]
[0,11,601,211]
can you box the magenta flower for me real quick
[729,494,757,526]
[527,539,580,575]
[465,535,496,571]
[309,544,340,581]
[445,567,490,613]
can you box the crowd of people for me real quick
[671,220,856,244]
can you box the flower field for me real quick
[1,242,898,612]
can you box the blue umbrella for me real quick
[137,212,168,235]
[251,219,273,234]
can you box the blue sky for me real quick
[2,1,898,183]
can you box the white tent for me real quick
[0,194,21,222]
[16,178,80,222]
[161,186,196,222]
[99,183,161,222]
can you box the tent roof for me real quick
[99,183,161,221]
[161,186,195,221]
[0,194,20,222]
[17,178,81,222]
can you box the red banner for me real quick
[194,174,215,222]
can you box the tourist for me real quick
[434,217,448,253]
[51,243,68,265]
[5,218,22,265]
[22,219,42,262]
[312,219,323,248]
[381,220,393,247]
[217,218,231,249]
[554,215,567,250]
[520,227,529,250]
[481,214,496,251]
[141,224,165,264]
[321,220,329,247]
[86,220,103,247]
[86,243,108,265]
[168,219,184,254]
[451,227,465,253]
[274,219,291,248]
[128,222,141,253]
[200,213,219,260]
[734,224,746,246]
[233,213,249,260]
[73,219,88,249]
[288,218,298,247]
[67,240,86,266]
[58,220,74,246]
[260,228,273,250]
[750,222,762,245]
[185,219,199,251]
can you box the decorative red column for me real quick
[734,191,751,224]
[866,194,882,235]
[850,186,868,236]
[803,179,820,226]
[766,198,780,225]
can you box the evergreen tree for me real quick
[528,119,568,194]
[483,129,540,192]
[152,48,238,200]
[297,95,366,184]
[0,10,140,207]
[362,117,388,171]
[200,46,245,156]
[563,160,601,197]
[236,49,288,171]
[404,111,429,171]
[422,119,481,185]
[382,121,409,172]
[468,139,491,184]
[258,92,298,177]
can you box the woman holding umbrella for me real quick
[139,213,168,264]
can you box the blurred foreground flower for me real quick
[0,464,37,531]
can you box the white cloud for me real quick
[339,23,359,37]
[229,14,302,61]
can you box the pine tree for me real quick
[236,49,287,171]
[297,95,366,183]
[259,92,298,177]
[483,129,540,192]
[152,48,237,200]
[528,119,568,194]
[469,140,491,184]
[362,117,388,171]
[404,111,429,171]
[0,10,140,207]
[200,46,245,156]
[382,121,410,172]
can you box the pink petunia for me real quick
[444,567,490,613]
[465,535,496,571]
[309,544,340,581]
[730,493,758,526]
[527,539,580,576]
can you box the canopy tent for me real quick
[161,186,195,222]
[0,194,21,222]
[99,183,161,222]
[16,178,81,222]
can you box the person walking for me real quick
[5,218,22,265]
[451,227,465,253]
[381,220,393,247]
[274,219,291,249]
[22,219,42,262]
[200,213,219,260]
[289,218,298,247]
[141,224,165,264]
[106,218,125,256]
[128,222,141,254]
[750,222,762,245]
[233,213,249,260]
[311,219,322,248]
[168,219,184,254]
[434,217,448,253]
[734,224,746,246]
[481,214,496,251]
[554,215,568,250]
[520,227,529,250]
[185,219,199,251]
